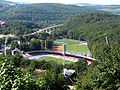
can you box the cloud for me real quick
[7,0,120,5]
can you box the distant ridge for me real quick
[2,0,30,4]
[0,3,99,24]
[0,0,15,4]
[75,3,100,6]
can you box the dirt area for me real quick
[79,42,87,45]
[0,34,16,38]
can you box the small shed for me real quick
[63,68,76,86]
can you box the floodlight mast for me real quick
[52,30,54,51]
[105,36,109,47]
[62,44,66,66]
[4,37,8,56]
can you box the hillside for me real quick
[55,12,120,57]
[0,3,99,25]
[0,2,120,89]
[1,1,120,25]
[97,5,120,15]
[74,3,120,15]
[0,21,41,35]
[55,14,120,89]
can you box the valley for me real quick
[0,0,120,90]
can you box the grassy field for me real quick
[54,39,86,45]
[37,57,74,64]
[54,39,88,52]
[66,44,88,53]
[98,9,120,12]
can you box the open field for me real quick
[98,9,120,12]
[54,39,86,45]
[37,57,74,64]
[54,39,88,52]
[66,44,88,53]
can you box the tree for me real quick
[9,54,24,67]
[0,58,39,89]
[93,42,120,90]
[76,42,120,90]
[11,41,19,50]
[45,40,53,50]
[41,69,68,90]
[29,39,41,50]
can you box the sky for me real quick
[7,0,120,5]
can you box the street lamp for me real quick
[52,30,54,51]
[105,36,109,47]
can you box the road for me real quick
[22,24,63,37]
[0,34,16,38]
[0,24,63,38]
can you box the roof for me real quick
[34,69,47,73]
[63,68,75,77]
[0,20,6,25]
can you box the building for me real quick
[0,20,6,25]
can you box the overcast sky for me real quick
[7,0,120,5]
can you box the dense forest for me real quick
[1,0,120,25]
[0,1,120,89]
[0,12,119,89]
[55,12,120,89]
[55,12,120,57]
[0,54,68,89]
[0,2,100,25]
[0,21,42,35]
[96,5,120,15]
[0,33,53,53]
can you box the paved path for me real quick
[0,34,16,38]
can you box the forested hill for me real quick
[0,21,41,35]
[0,3,99,25]
[56,12,120,58]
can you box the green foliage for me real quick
[11,40,19,50]
[0,57,68,90]
[0,3,99,25]
[98,5,120,14]
[1,1,120,24]
[0,21,40,35]
[0,38,4,48]
[0,58,39,89]
[55,12,120,89]
[0,54,30,68]
[93,42,120,90]
[56,12,120,57]
[29,39,41,50]
[9,54,23,67]
[65,60,87,74]
[5,33,53,52]
[42,71,68,90]
[75,63,98,90]
[76,42,120,90]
